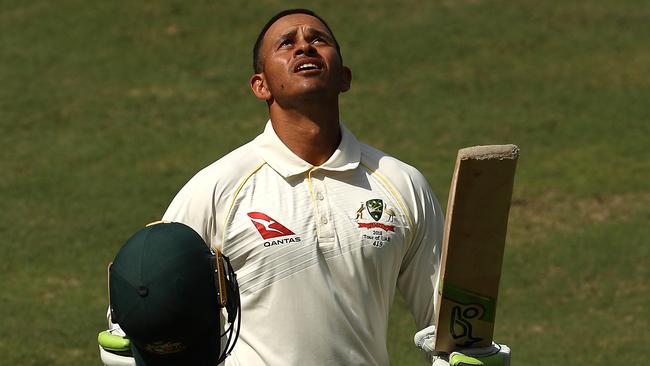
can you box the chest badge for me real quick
[355,199,397,248]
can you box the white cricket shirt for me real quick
[163,121,444,366]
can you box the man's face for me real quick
[252,14,351,103]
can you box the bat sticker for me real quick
[450,304,484,347]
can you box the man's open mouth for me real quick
[294,60,323,73]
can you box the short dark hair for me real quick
[252,9,342,73]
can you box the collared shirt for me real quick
[163,120,444,366]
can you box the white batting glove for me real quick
[414,325,446,365]
[414,325,511,366]
[414,325,438,353]
[99,344,136,366]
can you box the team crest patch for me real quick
[355,199,397,248]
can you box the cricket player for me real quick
[100,8,510,366]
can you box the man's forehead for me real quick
[263,13,332,41]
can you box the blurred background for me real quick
[1,0,648,365]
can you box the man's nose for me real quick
[294,40,316,57]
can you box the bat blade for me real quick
[434,144,519,353]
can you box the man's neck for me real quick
[269,102,341,166]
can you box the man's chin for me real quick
[274,89,338,108]
[290,82,335,97]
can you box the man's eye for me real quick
[312,37,325,44]
[279,39,292,48]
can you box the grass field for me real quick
[1,1,648,365]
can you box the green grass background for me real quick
[1,0,648,365]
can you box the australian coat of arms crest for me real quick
[355,199,397,248]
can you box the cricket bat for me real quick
[434,144,519,353]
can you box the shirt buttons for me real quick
[316,192,324,201]
[320,216,328,225]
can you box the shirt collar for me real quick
[254,120,361,178]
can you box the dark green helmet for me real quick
[109,222,240,365]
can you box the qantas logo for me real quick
[247,212,295,239]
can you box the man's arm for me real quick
[161,172,217,246]
[394,169,444,363]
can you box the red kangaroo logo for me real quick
[247,212,295,239]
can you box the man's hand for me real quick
[415,326,511,366]
[414,325,438,353]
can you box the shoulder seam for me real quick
[220,161,266,249]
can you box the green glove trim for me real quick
[450,353,483,365]
[451,351,508,366]
[441,282,496,322]
[98,331,131,352]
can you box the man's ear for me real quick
[250,73,272,101]
[340,66,352,93]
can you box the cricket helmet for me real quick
[108,221,240,365]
